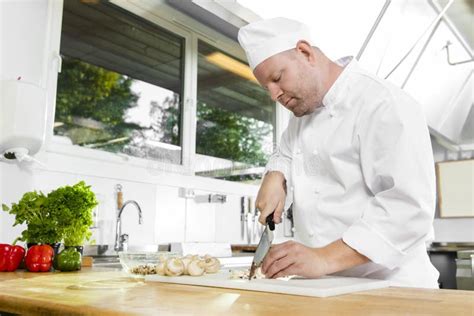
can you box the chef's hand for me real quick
[255,171,287,225]
[262,239,370,279]
[261,241,329,279]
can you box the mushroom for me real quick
[187,259,206,276]
[165,258,185,276]
[155,261,166,276]
[203,255,220,274]
[181,256,193,275]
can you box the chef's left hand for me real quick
[261,241,329,279]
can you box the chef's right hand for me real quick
[255,171,287,225]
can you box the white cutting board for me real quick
[145,270,390,298]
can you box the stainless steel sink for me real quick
[85,244,171,269]
[91,254,121,269]
[84,244,171,257]
[93,262,123,269]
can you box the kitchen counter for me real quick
[0,268,472,315]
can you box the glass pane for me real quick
[196,40,275,182]
[54,1,184,164]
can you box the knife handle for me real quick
[266,212,275,231]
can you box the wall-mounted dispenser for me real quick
[0,80,48,163]
[0,0,60,164]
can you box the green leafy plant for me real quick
[46,181,98,246]
[2,181,98,246]
[2,191,63,244]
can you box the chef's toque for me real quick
[238,17,313,70]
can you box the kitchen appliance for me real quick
[0,80,47,162]
[0,0,59,163]
[456,250,474,290]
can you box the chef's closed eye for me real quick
[272,71,282,83]
[273,74,281,83]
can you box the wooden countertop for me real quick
[0,268,472,315]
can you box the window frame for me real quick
[45,0,280,178]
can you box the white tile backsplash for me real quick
[215,194,246,244]
[185,190,216,242]
[155,185,185,243]
[32,168,78,193]
[433,218,474,242]
[0,160,259,246]
[0,164,33,244]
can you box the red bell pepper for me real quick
[25,245,54,272]
[0,244,25,272]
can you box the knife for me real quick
[247,199,253,244]
[240,197,246,241]
[248,212,275,280]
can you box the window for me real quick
[54,0,184,164]
[196,41,276,181]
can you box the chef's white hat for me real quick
[238,17,312,70]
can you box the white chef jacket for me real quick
[266,57,439,288]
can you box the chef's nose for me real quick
[268,83,283,102]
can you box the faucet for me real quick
[114,200,143,252]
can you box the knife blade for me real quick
[249,212,275,280]
[240,197,246,241]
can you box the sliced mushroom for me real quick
[203,256,220,274]
[155,261,166,276]
[165,258,185,276]
[187,259,206,276]
[181,256,192,275]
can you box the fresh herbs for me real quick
[2,181,98,246]
[46,181,98,246]
[2,191,62,244]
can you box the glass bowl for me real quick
[118,251,178,274]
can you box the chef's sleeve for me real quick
[264,117,295,204]
[342,96,436,270]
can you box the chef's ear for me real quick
[296,40,316,64]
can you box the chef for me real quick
[238,17,439,288]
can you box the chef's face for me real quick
[253,41,324,117]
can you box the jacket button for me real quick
[308,232,315,237]
[312,149,319,155]
[296,148,301,154]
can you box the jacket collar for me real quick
[322,56,356,117]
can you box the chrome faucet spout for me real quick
[114,200,143,252]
